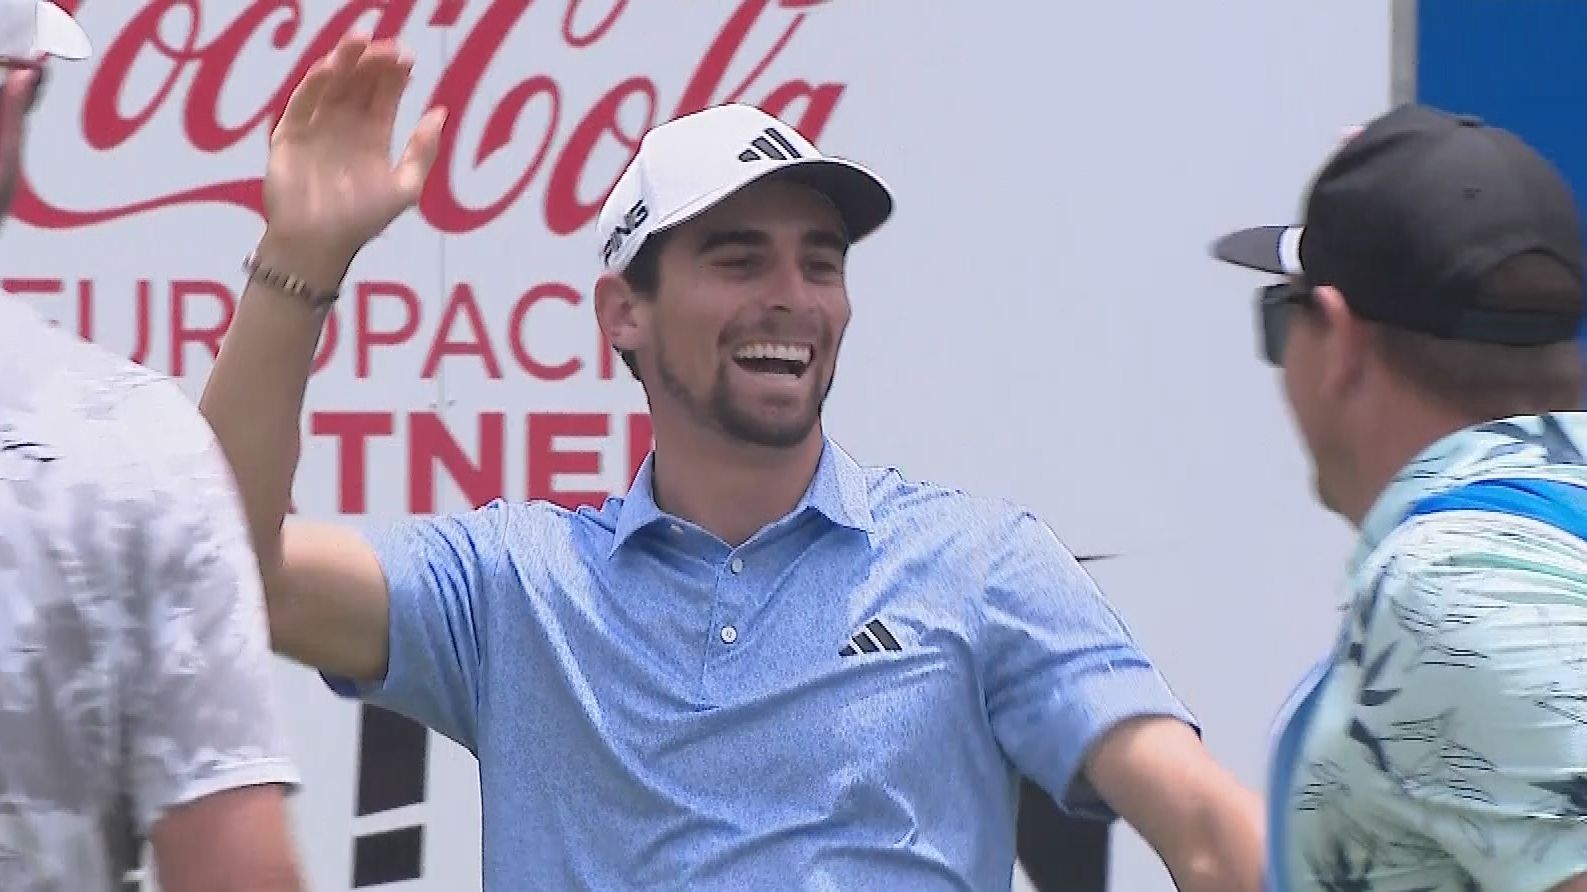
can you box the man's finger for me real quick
[318,35,372,110]
[367,51,413,139]
[346,40,396,116]
[273,59,333,143]
[395,106,448,202]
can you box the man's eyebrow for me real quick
[694,227,850,255]
[805,229,850,254]
[695,229,770,254]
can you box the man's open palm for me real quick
[265,36,445,266]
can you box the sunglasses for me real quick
[1256,281,1315,366]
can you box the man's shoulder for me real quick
[1350,487,1587,663]
[852,460,1064,554]
[1370,478,1587,576]
[856,460,1019,515]
[0,314,221,527]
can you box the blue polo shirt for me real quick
[326,437,1196,890]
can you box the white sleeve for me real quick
[118,382,300,833]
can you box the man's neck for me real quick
[1337,399,1478,529]
[649,421,827,547]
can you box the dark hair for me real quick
[614,230,672,381]
[1373,252,1586,419]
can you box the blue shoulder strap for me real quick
[1405,476,1587,543]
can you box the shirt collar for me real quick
[608,436,876,556]
[1351,412,1587,572]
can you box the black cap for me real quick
[1211,103,1586,345]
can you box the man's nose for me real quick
[761,255,816,311]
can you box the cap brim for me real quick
[764,158,894,244]
[35,2,90,60]
[654,157,894,247]
[1210,224,1304,275]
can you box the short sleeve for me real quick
[980,511,1198,820]
[321,501,509,753]
[122,386,299,833]
[1353,518,1587,892]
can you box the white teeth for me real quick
[733,343,812,364]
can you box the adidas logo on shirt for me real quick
[839,618,901,657]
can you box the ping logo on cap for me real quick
[600,199,650,267]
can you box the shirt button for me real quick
[729,557,744,574]
[669,523,683,535]
[720,625,738,644]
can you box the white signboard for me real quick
[15,1,1393,888]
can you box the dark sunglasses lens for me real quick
[1268,302,1290,364]
[1257,288,1295,365]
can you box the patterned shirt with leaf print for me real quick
[1268,412,1587,892]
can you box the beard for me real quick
[653,329,835,450]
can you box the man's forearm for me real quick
[1164,785,1264,892]
[199,234,350,573]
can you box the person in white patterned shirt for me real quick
[0,3,305,890]
[1214,104,1587,892]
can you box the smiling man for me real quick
[200,36,1263,891]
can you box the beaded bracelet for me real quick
[242,253,341,309]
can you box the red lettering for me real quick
[356,282,420,378]
[169,280,234,376]
[2,277,63,297]
[73,280,153,364]
[407,412,506,513]
[543,78,655,235]
[528,412,608,510]
[563,0,627,48]
[626,413,652,485]
[185,2,417,153]
[419,0,555,234]
[671,0,838,135]
[509,283,582,380]
[420,284,504,379]
[82,1,201,151]
[20,1,846,234]
[313,411,393,514]
[2,277,63,325]
[758,80,844,140]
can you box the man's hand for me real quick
[200,34,444,678]
[1085,716,1265,892]
[259,35,446,290]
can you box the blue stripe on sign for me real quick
[1406,477,1587,545]
[1416,0,1587,352]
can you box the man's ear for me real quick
[594,272,646,357]
[1311,284,1368,401]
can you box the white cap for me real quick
[597,103,893,272]
[0,0,90,62]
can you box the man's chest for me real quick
[474,538,1002,836]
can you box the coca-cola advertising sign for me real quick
[12,0,860,523]
[24,0,843,233]
[15,4,1133,891]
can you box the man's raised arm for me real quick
[199,35,444,681]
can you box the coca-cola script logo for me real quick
[18,0,845,234]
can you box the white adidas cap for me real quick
[0,0,90,62]
[597,103,893,272]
